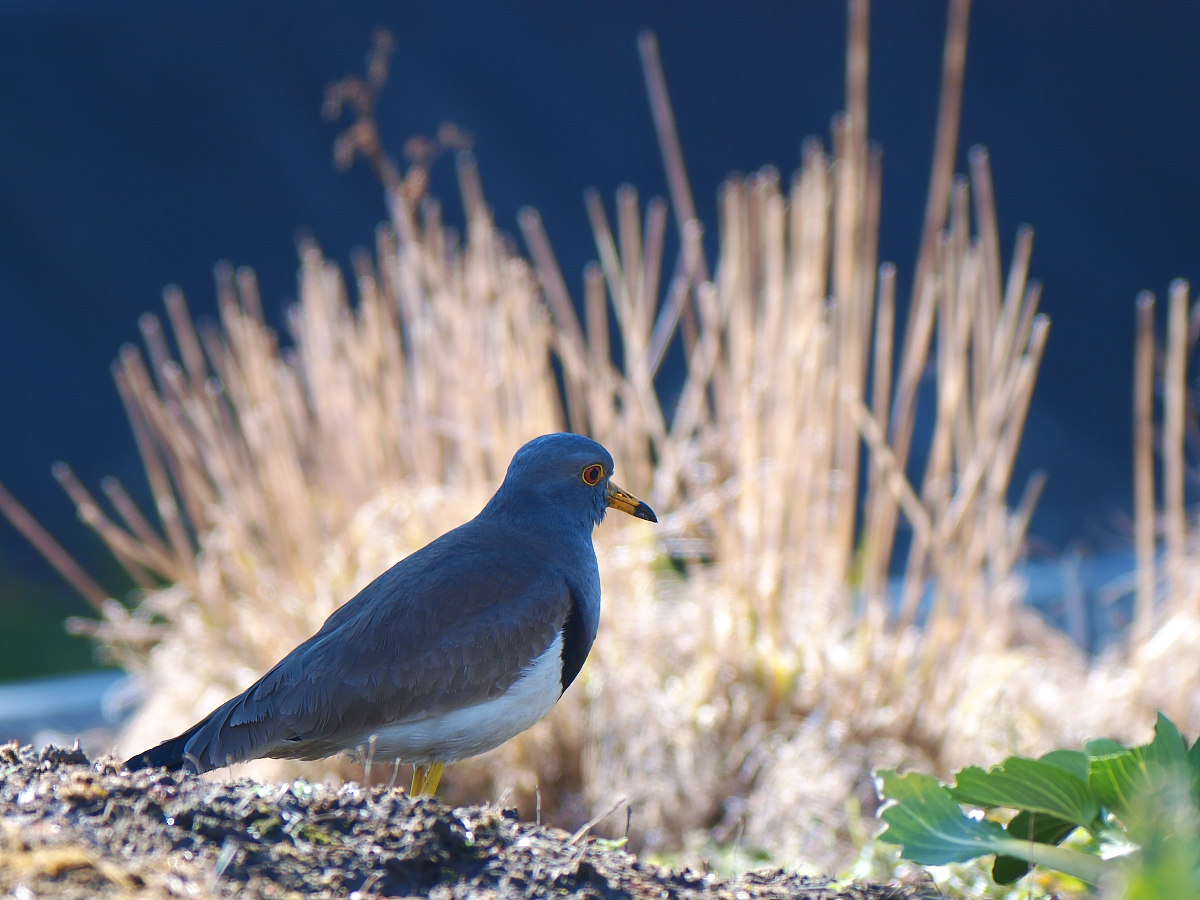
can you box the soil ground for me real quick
[0,742,930,899]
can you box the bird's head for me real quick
[483,433,657,532]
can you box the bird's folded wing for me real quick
[181,540,571,767]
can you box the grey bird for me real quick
[124,433,656,795]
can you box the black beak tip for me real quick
[635,501,658,524]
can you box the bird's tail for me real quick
[124,718,207,773]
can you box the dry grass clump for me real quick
[1086,281,1200,736]
[1,0,1191,876]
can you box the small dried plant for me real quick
[0,0,1186,874]
[1112,280,1200,730]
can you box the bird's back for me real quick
[128,515,597,773]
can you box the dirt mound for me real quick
[0,742,925,899]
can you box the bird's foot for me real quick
[410,761,445,796]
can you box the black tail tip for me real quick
[124,739,190,773]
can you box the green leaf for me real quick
[1145,712,1190,768]
[1117,760,1200,900]
[948,756,1099,828]
[992,810,1078,884]
[1089,753,1142,816]
[876,769,1012,864]
[1188,727,1200,775]
[1040,749,1090,782]
[1089,713,1195,818]
[876,768,1113,886]
[1085,738,1127,757]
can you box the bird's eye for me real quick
[581,464,604,486]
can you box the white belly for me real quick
[352,632,564,765]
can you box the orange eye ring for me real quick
[581,464,604,486]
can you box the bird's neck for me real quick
[476,497,601,596]
[478,490,601,540]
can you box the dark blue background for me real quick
[2,1,1197,671]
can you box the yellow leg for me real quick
[410,761,445,796]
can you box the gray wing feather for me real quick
[181,520,570,770]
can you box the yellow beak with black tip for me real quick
[606,482,657,522]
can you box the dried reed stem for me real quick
[1163,279,1189,612]
[1133,291,1157,644]
[910,0,971,314]
[0,480,108,610]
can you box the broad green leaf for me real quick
[992,810,1078,884]
[1085,738,1127,757]
[874,769,1111,885]
[1040,749,1090,782]
[1188,727,1200,775]
[948,756,1098,827]
[1145,712,1190,769]
[876,769,1012,864]
[1090,713,1195,818]
[1117,759,1200,900]
[1090,750,1147,816]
